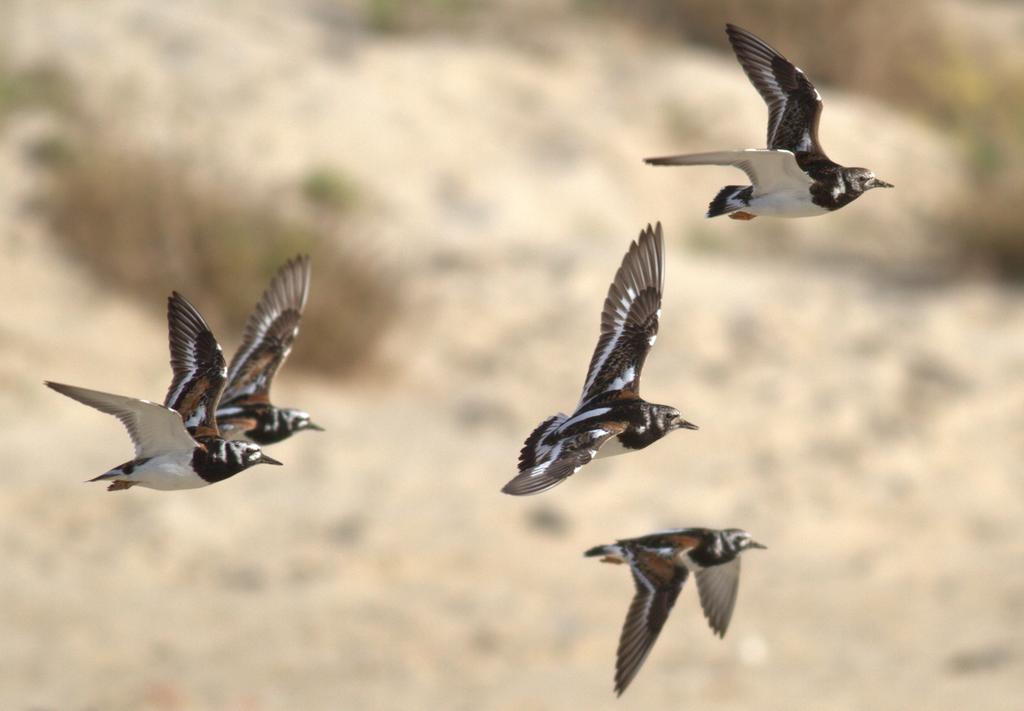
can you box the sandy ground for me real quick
[1,1,1022,709]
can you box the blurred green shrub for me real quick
[365,0,479,33]
[0,62,75,121]
[302,166,360,213]
[948,174,1024,282]
[37,133,397,376]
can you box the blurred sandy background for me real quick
[1,1,1022,709]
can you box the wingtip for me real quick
[167,290,214,335]
[613,671,637,696]
[167,291,201,326]
[636,221,663,244]
[724,23,753,41]
[500,478,537,496]
[639,222,660,241]
[44,380,72,396]
[499,482,520,496]
[501,471,562,496]
[284,253,313,278]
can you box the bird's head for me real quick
[845,167,893,193]
[722,528,767,553]
[282,408,324,435]
[231,441,283,469]
[660,406,699,432]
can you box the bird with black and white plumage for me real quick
[45,292,283,491]
[646,24,893,220]
[501,223,698,496]
[215,255,323,445]
[585,527,766,696]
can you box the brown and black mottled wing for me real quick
[726,24,827,159]
[516,413,568,474]
[614,546,689,696]
[577,223,664,408]
[165,292,227,437]
[502,423,624,496]
[221,255,310,407]
[696,558,742,638]
[623,528,705,553]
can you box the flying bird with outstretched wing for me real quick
[646,24,892,220]
[46,292,282,491]
[586,527,766,695]
[501,223,697,496]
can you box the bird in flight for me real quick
[216,255,323,445]
[46,292,282,491]
[586,527,766,695]
[501,223,697,496]
[646,24,892,220]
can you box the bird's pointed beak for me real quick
[676,419,699,431]
[871,178,894,189]
[749,540,767,550]
[261,454,284,466]
[307,422,325,432]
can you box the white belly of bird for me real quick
[127,451,210,490]
[747,190,829,218]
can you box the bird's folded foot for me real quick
[106,480,137,491]
[728,211,757,221]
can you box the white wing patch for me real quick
[562,406,612,429]
[528,427,612,476]
[533,436,565,471]
[530,458,554,476]
[606,366,635,394]
[581,333,624,405]
[830,172,846,199]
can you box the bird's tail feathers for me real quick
[517,413,567,471]
[501,460,571,496]
[707,185,751,218]
[584,543,625,562]
[87,468,122,483]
